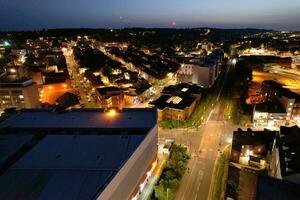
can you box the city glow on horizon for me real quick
[1,0,300,30]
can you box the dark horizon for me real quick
[0,26,294,33]
[1,0,300,32]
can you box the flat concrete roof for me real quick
[0,108,158,199]
[0,108,157,129]
[0,134,146,200]
[0,134,34,166]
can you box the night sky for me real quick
[1,0,300,31]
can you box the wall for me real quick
[23,83,41,108]
[193,66,210,87]
[0,83,40,110]
[157,99,197,121]
[97,124,158,200]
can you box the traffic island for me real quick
[209,147,230,200]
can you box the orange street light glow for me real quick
[107,109,117,116]
[105,108,120,117]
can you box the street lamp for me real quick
[9,68,17,73]
[167,188,169,200]
[226,138,233,144]
[232,58,237,65]
[104,107,120,117]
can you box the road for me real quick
[253,65,300,93]
[159,60,237,200]
[63,47,98,108]
[160,116,235,200]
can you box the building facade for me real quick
[0,76,40,111]
[257,80,300,127]
[176,50,223,88]
[96,87,125,109]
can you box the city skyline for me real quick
[1,0,300,31]
[1,1,300,199]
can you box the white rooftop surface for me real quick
[0,134,146,200]
[0,108,157,129]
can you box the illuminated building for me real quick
[228,127,300,200]
[0,75,40,112]
[253,102,287,128]
[256,80,300,127]
[176,49,223,88]
[0,108,158,200]
[230,128,276,169]
[124,82,152,106]
[96,87,125,109]
[150,83,202,121]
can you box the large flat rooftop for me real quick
[0,108,157,129]
[0,134,146,200]
[0,108,158,200]
[0,75,33,87]
[0,134,34,166]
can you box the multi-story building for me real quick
[253,102,287,127]
[0,75,40,112]
[271,126,300,184]
[176,49,223,88]
[150,83,202,121]
[227,127,300,200]
[230,128,277,169]
[96,87,125,109]
[0,108,158,200]
[256,80,300,126]
[124,82,152,106]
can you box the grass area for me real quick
[210,149,230,200]
[223,97,251,126]
[222,60,253,126]
[182,92,215,128]
[158,119,181,129]
[151,145,191,200]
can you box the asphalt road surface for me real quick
[159,60,237,200]
[160,112,235,200]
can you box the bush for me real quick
[152,145,190,200]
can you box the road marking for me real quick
[194,171,204,200]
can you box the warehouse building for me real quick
[0,108,158,200]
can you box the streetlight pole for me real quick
[167,188,169,200]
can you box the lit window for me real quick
[181,88,188,92]
[166,96,182,104]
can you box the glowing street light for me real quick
[226,138,233,144]
[10,68,17,73]
[3,41,10,47]
[105,108,120,117]
[232,58,237,65]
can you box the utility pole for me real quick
[167,188,169,200]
